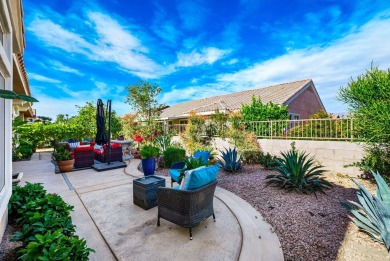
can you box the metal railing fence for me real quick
[244,118,354,141]
[166,118,356,141]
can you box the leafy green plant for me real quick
[184,157,208,170]
[338,66,390,178]
[341,171,390,251]
[219,147,242,173]
[18,229,94,261]
[140,145,160,159]
[8,183,47,219]
[12,210,75,246]
[265,147,332,195]
[53,145,73,161]
[180,112,206,154]
[163,146,186,167]
[258,152,281,170]
[16,194,74,225]
[178,157,209,182]
[9,183,94,259]
[12,139,34,161]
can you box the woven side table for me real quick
[133,176,165,210]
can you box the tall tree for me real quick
[125,81,165,141]
[125,81,164,122]
[69,101,122,139]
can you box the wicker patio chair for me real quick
[94,144,123,163]
[157,181,217,239]
[169,151,211,187]
[74,146,94,168]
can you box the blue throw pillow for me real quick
[169,169,181,182]
[193,151,211,164]
[186,164,219,190]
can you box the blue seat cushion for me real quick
[169,169,182,182]
[193,151,211,164]
[186,164,220,190]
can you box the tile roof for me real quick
[160,79,313,119]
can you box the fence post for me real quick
[270,120,273,139]
[351,118,353,141]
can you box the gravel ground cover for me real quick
[0,224,21,261]
[155,165,389,261]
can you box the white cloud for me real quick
[224,58,238,65]
[29,73,61,83]
[29,18,93,55]
[163,13,390,113]
[176,47,231,67]
[28,12,166,79]
[51,61,83,76]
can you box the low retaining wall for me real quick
[257,139,365,177]
[173,136,365,177]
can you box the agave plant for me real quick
[265,148,332,194]
[183,156,207,170]
[154,134,172,154]
[219,147,242,173]
[341,171,390,251]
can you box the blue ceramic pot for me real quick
[142,158,156,176]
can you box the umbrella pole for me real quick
[107,100,112,165]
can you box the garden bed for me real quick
[155,165,388,261]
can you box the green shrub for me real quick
[163,147,186,167]
[338,66,390,179]
[341,171,390,251]
[12,210,75,246]
[265,146,333,195]
[12,139,34,161]
[9,183,46,219]
[18,229,94,261]
[9,183,94,259]
[258,152,281,169]
[219,147,242,173]
[140,145,160,159]
[16,194,74,225]
[240,149,260,164]
[53,145,73,161]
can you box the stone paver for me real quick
[12,152,284,261]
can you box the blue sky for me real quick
[24,0,390,119]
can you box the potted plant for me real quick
[53,145,74,172]
[140,145,160,176]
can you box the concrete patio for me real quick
[12,152,284,261]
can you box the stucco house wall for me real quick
[0,0,28,240]
[287,86,324,119]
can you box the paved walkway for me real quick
[12,152,283,261]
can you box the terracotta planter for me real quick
[57,159,75,172]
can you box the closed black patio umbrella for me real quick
[95,99,107,146]
[92,99,126,171]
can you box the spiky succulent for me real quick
[219,147,242,173]
[265,148,332,195]
[341,171,390,251]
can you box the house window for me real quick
[289,113,300,120]
[179,120,188,132]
